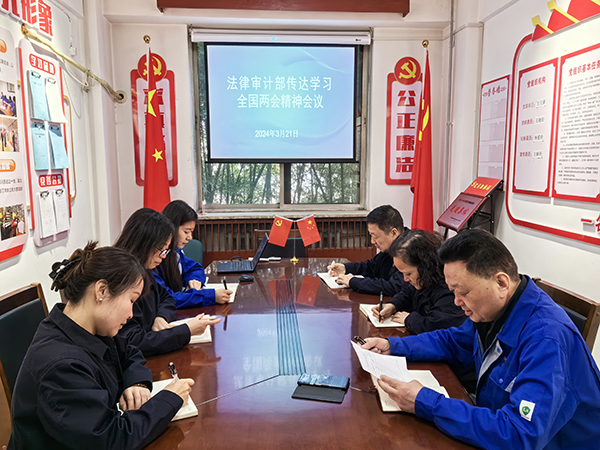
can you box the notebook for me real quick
[217,234,268,273]
[317,272,364,290]
[203,283,239,302]
[371,371,449,412]
[170,318,213,344]
[151,378,198,420]
[359,304,405,328]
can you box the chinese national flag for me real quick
[143,48,171,211]
[410,51,434,232]
[269,216,293,247]
[297,215,321,246]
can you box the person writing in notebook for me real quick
[361,229,600,450]
[328,205,408,296]
[370,229,465,334]
[116,208,220,356]
[155,200,232,308]
[8,243,194,450]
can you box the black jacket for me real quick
[388,281,466,334]
[118,273,190,356]
[9,304,182,450]
[344,251,408,296]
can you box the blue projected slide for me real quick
[206,44,356,161]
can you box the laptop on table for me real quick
[217,234,269,274]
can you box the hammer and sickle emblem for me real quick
[275,220,282,227]
[143,56,163,77]
[398,60,417,80]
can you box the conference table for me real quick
[145,258,475,450]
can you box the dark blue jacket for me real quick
[344,250,408,296]
[9,304,182,450]
[118,273,190,356]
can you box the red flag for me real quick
[269,216,293,247]
[297,215,321,246]
[143,48,171,211]
[410,51,434,232]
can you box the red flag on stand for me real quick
[410,51,434,232]
[269,216,293,247]
[297,215,321,246]
[143,47,171,211]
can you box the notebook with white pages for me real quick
[169,318,212,344]
[370,371,449,412]
[317,272,364,290]
[151,378,198,420]
[359,304,405,328]
[203,282,238,302]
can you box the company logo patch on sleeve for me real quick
[519,400,536,421]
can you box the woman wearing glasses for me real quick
[115,208,220,356]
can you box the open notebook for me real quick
[151,378,198,421]
[202,282,238,302]
[359,304,405,328]
[317,272,364,290]
[170,318,212,344]
[371,371,449,412]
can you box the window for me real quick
[193,43,368,208]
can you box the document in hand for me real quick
[317,272,364,290]
[351,341,448,412]
[359,304,405,328]
[203,282,238,302]
[151,379,198,421]
[170,318,212,344]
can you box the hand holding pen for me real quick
[164,362,195,404]
[379,292,384,323]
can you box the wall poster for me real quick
[477,76,509,179]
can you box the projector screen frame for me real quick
[202,42,361,164]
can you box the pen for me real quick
[330,260,335,275]
[223,278,228,290]
[353,335,367,345]
[379,291,383,323]
[168,362,179,380]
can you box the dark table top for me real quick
[144,258,475,450]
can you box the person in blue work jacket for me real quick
[8,243,194,450]
[328,204,408,296]
[362,229,600,450]
[155,200,232,308]
[116,208,220,356]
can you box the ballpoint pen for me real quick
[223,278,228,290]
[379,291,383,323]
[168,362,179,380]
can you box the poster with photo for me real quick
[0,26,27,262]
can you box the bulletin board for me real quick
[506,14,600,245]
[18,38,71,247]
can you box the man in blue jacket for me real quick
[362,229,600,450]
[328,205,408,296]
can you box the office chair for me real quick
[0,283,48,405]
[183,239,204,266]
[533,278,600,350]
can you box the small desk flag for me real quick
[269,216,293,247]
[143,47,171,211]
[297,215,321,246]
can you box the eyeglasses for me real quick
[156,247,171,257]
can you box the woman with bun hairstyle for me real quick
[8,243,194,450]
[156,200,231,308]
[371,229,466,334]
[115,208,220,356]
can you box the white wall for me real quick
[471,0,600,361]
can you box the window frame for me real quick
[191,41,370,213]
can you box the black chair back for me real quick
[0,283,48,405]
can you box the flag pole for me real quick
[291,220,299,264]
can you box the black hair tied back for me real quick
[49,257,82,291]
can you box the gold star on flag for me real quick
[152,149,163,162]
[147,90,157,117]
